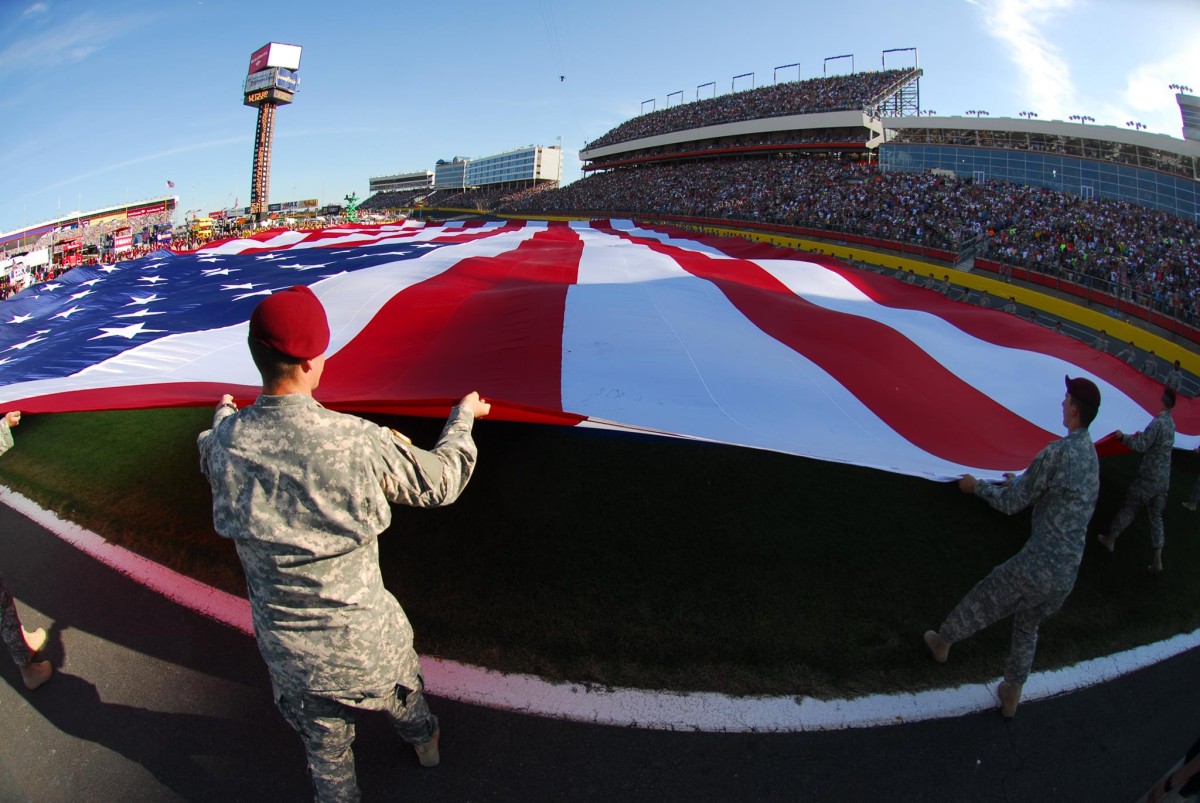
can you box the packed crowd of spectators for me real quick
[499,155,1200,323]
[433,184,556,211]
[587,127,868,169]
[357,189,430,211]
[586,68,915,151]
[892,127,1198,182]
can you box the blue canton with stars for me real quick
[0,239,450,384]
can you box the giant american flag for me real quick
[0,218,1192,480]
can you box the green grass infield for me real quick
[0,406,1196,699]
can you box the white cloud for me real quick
[22,3,48,16]
[0,11,145,77]
[968,0,1079,118]
[35,135,250,195]
[1098,46,1200,137]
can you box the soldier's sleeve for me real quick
[0,420,14,459]
[196,405,236,480]
[1123,418,1159,453]
[974,442,1056,515]
[374,404,478,508]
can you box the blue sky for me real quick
[0,0,1196,234]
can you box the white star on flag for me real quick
[8,314,32,324]
[114,309,166,319]
[125,294,161,306]
[221,283,261,291]
[52,306,85,320]
[69,290,93,301]
[80,279,103,287]
[8,334,47,351]
[138,276,168,284]
[349,251,408,260]
[232,288,275,301]
[90,322,165,340]
[201,268,237,277]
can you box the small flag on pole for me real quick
[166,180,175,189]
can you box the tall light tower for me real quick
[244,43,302,222]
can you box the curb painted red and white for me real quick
[6,485,1196,733]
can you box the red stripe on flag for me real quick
[667,226,1200,437]
[321,226,583,414]
[0,382,263,414]
[609,227,1057,470]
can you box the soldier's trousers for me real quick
[939,562,1069,685]
[0,574,31,669]
[275,676,438,803]
[1111,481,1167,549]
[1189,476,1200,507]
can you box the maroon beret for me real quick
[249,285,330,360]
[1065,375,1101,412]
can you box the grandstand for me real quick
[880,116,1200,221]
[0,197,176,255]
[368,170,434,195]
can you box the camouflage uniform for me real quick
[1109,410,1174,550]
[198,394,478,803]
[1165,367,1183,392]
[0,422,32,670]
[937,427,1099,684]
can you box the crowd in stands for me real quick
[587,128,869,169]
[357,189,430,212]
[586,69,915,151]
[435,184,555,211]
[0,212,178,297]
[892,127,1198,182]
[500,155,1200,323]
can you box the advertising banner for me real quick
[22,248,49,267]
[248,43,302,75]
[244,68,299,94]
[113,232,132,253]
[127,204,164,219]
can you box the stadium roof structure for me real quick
[883,115,1200,166]
[1179,92,1200,142]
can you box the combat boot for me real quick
[998,681,1022,718]
[414,727,440,767]
[21,660,52,691]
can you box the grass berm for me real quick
[0,406,1195,698]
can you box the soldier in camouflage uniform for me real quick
[198,286,491,802]
[924,376,1101,718]
[0,410,53,691]
[1098,387,1176,574]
